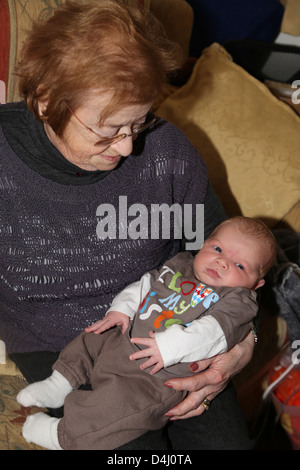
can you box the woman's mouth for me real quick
[101,154,121,162]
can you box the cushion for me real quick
[281,0,300,35]
[156,43,300,227]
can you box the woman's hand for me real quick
[85,310,130,335]
[164,331,254,420]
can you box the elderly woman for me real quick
[0,0,254,450]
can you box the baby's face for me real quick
[193,224,267,290]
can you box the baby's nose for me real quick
[216,258,228,270]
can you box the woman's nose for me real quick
[112,134,133,157]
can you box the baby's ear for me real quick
[254,279,265,290]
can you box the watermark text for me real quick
[292,80,300,104]
[96,196,204,250]
[291,339,300,365]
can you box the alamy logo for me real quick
[96,196,204,250]
[292,80,300,105]
[292,340,300,365]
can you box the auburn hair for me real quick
[17,0,182,136]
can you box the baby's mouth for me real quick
[206,268,220,280]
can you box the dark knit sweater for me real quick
[0,102,209,353]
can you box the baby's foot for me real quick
[17,370,73,408]
[22,412,62,450]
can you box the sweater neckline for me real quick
[28,111,114,184]
[0,120,133,203]
[0,101,114,186]
[0,102,136,202]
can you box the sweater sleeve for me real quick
[155,316,227,367]
[106,272,151,320]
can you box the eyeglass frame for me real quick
[65,102,156,147]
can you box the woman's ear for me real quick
[37,98,49,119]
[36,85,49,119]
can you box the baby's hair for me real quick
[212,216,277,276]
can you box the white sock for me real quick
[22,412,62,450]
[17,370,73,409]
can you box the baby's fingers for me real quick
[130,336,152,347]
[129,348,149,361]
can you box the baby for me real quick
[17,216,276,450]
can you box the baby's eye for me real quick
[236,263,245,271]
[214,246,222,253]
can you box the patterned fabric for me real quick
[0,375,45,450]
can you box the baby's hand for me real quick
[130,331,164,375]
[85,311,130,335]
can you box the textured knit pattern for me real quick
[0,107,208,353]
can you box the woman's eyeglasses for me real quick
[65,102,156,147]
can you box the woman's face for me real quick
[42,91,152,171]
